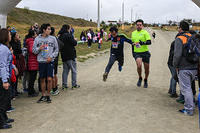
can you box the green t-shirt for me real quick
[131,29,151,53]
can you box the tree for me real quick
[168,20,172,26]
[101,21,105,25]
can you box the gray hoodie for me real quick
[33,34,59,63]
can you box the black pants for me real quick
[88,39,92,47]
[28,71,37,95]
[0,81,9,126]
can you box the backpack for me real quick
[177,33,200,63]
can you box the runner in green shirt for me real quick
[131,19,152,88]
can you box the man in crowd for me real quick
[58,24,80,90]
[173,21,198,116]
[33,23,59,103]
[131,19,152,88]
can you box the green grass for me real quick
[8,8,97,27]
[7,7,134,64]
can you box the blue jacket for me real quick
[0,43,13,83]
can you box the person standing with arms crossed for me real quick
[131,19,152,88]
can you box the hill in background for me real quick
[8,8,97,27]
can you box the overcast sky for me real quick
[16,0,200,24]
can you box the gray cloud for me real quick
[17,0,200,23]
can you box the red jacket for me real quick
[11,54,16,83]
[26,38,38,71]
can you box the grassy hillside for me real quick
[7,8,97,27]
[6,8,134,63]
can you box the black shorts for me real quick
[132,51,151,64]
[39,62,54,78]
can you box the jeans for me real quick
[168,65,177,94]
[105,54,124,74]
[62,60,77,87]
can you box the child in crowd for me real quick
[103,26,133,81]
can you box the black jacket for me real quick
[167,41,175,66]
[59,32,77,62]
[168,32,183,66]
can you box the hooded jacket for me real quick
[58,31,77,62]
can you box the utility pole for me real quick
[97,0,100,30]
[122,0,125,30]
[131,8,133,23]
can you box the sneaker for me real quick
[72,85,80,90]
[144,79,148,88]
[137,77,142,87]
[179,109,193,116]
[168,89,172,94]
[6,118,14,123]
[103,72,108,82]
[118,65,122,72]
[0,124,12,129]
[37,96,46,103]
[7,107,15,113]
[176,98,185,104]
[46,96,52,103]
[12,97,16,101]
[51,90,60,96]
[170,93,178,98]
[62,86,69,90]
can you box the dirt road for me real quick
[2,29,199,133]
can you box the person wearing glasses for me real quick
[131,19,152,88]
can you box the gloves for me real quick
[139,40,145,45]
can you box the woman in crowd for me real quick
[0,28,14,129]
[10,32,25,95]
[26,29,39,97]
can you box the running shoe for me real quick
[179,109,193,116]
[46,96,52,103]
[144,79,148,88]
[137,77,142,87]
[0,124,12,129]
[103,72,108,82]
[176,98,184,104]
[170,93,178,98]
[51,90,60,96]
[6,107,15,113]
[6,118,14,123]
[62,86,69,90]
[37,96,46,103]
[72,85,80,90]
[118,65,122,72]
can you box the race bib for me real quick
[112,42,119,48]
